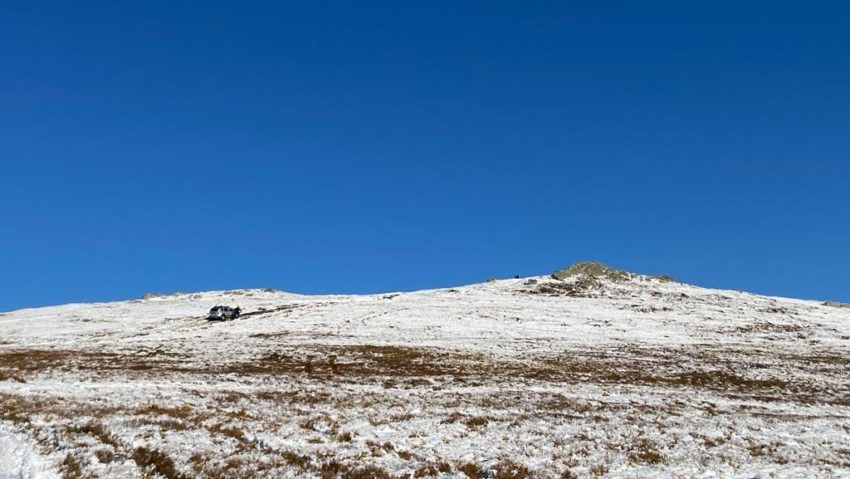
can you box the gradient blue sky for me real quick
[2,1,848,311]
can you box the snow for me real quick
[0,274,848,478]
[0,426,56,479]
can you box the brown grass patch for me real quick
[208,423,245,441]
[319,460,346,479]
[281,450,310,469]
[132,447,185,479]
[589,463,608,476]
[0,371,26,383]
[229,345,482,379]
[628,439,665,464]
[457,462,481,479]
[366,440,396,456]
[300,414,339,435]
[0,348,195,379]
[135,403,194,419]
[188,453,206,474]
[533,349,823,401]
[0,349,115,373]
[343,465,395,479]
[137,417,190,431]
[0,393,56,424]
[465,416,490,428]
[735,322,804,334]
[256,389,332,404]
[61,453,83,479]
[94,448,115,464]
[248,332,291,339]
[493,459,532,479]
[69,421,121,449]
[133,403,199,431]
[414,462,453,477]
[442,411,464,424]
[526,279,599,297]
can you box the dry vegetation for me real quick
[2,335,848,478]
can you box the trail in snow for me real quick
[0,427,56,479]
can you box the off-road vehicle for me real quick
[207,305,241,321]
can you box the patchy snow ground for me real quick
[0,271,849,478]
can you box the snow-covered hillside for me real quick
[1,265,849,478]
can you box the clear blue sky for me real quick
[2,1,848,311]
